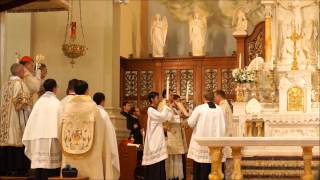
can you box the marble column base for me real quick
[105,107,129,141]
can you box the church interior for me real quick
[0,0,319,180]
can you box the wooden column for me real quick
[233,35,247,68]
[209,147,224,180]
[231,147,243,180]
[302,146,313,180]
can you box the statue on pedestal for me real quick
[232,7,248,35]
[188,12,207,56]
[151,14,168,57]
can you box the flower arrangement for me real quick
[232,68,256,83]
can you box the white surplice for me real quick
[142,106,172,166]
[97,105,120,180]
[187,103,225,163]
[0,76,31,147]
[22,91,61,169]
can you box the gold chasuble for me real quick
[59,95,116,180]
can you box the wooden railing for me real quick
[195,137,320,180]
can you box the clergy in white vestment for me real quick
[0,63,32,176]
[93,92,120,180]
[142,91,173,180]
[187,92,225,180]
[214,90,233,137]
[19,56,41,104]
[22,79,61,179]
[59,80,116,180]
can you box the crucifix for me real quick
[288,22,303,71]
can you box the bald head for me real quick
[10,63,24,78]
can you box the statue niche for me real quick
[287,86,304,111]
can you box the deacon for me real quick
[215,90,233,137]
[165,94,188,180]
[93,92,120,179]
[187,92,225,180]
[142,91,173,180]
[23,79,61,180]
[19,56,41,103]
[0,63,32,176]
[59,80,117,180]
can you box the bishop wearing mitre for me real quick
[19,56,41,104]
[59,80,118,180]
[0,63,32,176]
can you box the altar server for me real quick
[142,91,173,180]
[0,63,32,176]
[93,92,120,180]
[187,92,225,180]
[59,80,117,180]
[23,79,61,180]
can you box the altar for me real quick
[231,0,320,157]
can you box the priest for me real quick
[19,56,41,104]
[187,92,225,180]
[214,90,233,137]
[142,91,173,180]
[22,79,61,179]
[0,63,32,176]
[93,92,120,180]
[59,80,117,180]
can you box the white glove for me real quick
[36,69,41,79]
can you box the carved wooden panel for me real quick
[222,69,236,96]
[164,70,178,94]
[140,70,154,97]
[245,21,265,66]
[140,99,150,110]
[124,71,138,97]
[204,69,218,92]
[180,69,194,97]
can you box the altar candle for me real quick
[166,76,170,100]
[186,81,189,102]
[239,53,242,69]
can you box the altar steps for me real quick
[240,156,320,180]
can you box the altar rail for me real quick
[195,137,320,180]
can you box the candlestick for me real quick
[166,76,170,100]
[186,81,189,102]
[239,53,242,69]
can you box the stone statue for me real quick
[232,7,248,35]
[189,12,207,56]
[151,14,168,57]
[278,0,317,35]
[302,19,319,65]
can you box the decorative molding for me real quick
[164,70,177,94]
[222,69,236,96]
[140,70,154,96]
[124,71,138,97]
[180,69,193,96]
[204,69,218,92]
